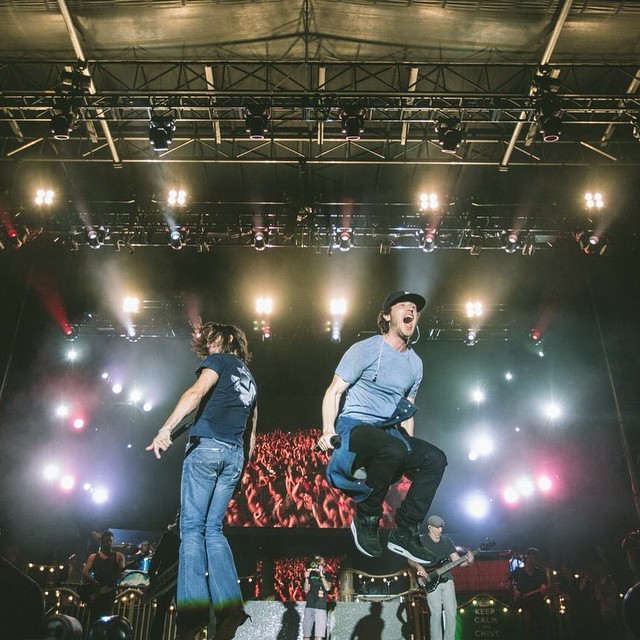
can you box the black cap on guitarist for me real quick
[81,530,126,626]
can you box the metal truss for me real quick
[5,199,604,254]
[1,60,640,165]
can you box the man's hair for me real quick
[101,530,114,540]
[191,322,252,363]
[376,309,390,334]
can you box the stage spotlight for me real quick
[515,477,535,497]
[330,298,347,315]
[577,231,607,256]
[503,486,519,505]
[168,189,187,206]
[503,231,519,253]
[88,615,132,640]
[463,492,490,520]
[92,487,109,504]
[50,107,77,141]
[341,107,364,140]
[73,418,84,430]
[422,228,437,252]
[471,388,485,404]
[149,114,176,151]
[64,325,79,341]
[7,225,29,249]
[471,432,493,456]
[112,383,123,394]
[60,475,75,492]
[584,192,604,209]
[330,327,342,344]
[536,93,563,142]
[35,189,54,206]
[122,297,140,314]
[142,401,153,412]
[544,402,561,420]
[245,106,270,139]
[538,476,553,492]
[419,193,439,212]
[261,325,272,342]
[55,404,69,418]
[126,327,139,343]
[256,297,273,314]
[338,229,352,252]
[436,117,462,153]
[530,328,542,344]
[464,328,478,346]
[86,226,106,249]
[66,348,78,362]
[168,227,185,250]
[465,301,483,318]
[253,228,268,251]
[43,464,61,482]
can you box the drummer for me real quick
[134,541,154,573]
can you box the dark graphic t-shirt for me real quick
[191,353,257,446]
[306,574,330,610]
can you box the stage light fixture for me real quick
[245,106,270,139]
[149,114,176,151]
[256,297,273,314]
[536,93,563,142]
[330,326,342,344]
[464,328,478,346]
[261,325,272,342]
[577,231,607,256]
[503,230,519,253]
[421,228,437,252]
[86,226,106,249]
[253,228,268,251]
[7,225,29,249]
[122,297,140,314]
[530,328,542,344]
[126,327,139,342]
[465,301,483,318]
[329,298,347,315]
[338,229,352,252]
[341,107,364,140]
[35,189,54,205]
[168,189,187,206]
[436,117,462,153]
[584,192,604,209]
[419,193,439,211]
[64,325,79,341]
[168,227,185,250]
[50,107,78,141]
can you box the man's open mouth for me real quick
[403,315,414,324]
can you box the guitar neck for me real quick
[433,546,481,577]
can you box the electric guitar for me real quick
[418,538,496,594]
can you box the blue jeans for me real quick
[177,437,244,630]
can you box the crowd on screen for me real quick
[224,429,409,528]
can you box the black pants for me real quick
[349,424,447,528]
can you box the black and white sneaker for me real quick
[350,513,382,557]
[387,526,436,564]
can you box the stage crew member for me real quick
[147,322,257,640]
[317,290,447,562]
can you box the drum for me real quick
[119,570,149,588]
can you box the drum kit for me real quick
[113,542,154,590]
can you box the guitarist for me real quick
[510,547,551,640]
[409,515,473,640]
[81,530,125,627]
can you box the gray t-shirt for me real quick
[335,335,423,423]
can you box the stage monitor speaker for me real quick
[44,614,83,640]
[0,553,46,640]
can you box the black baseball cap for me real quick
[382,290,426,312]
